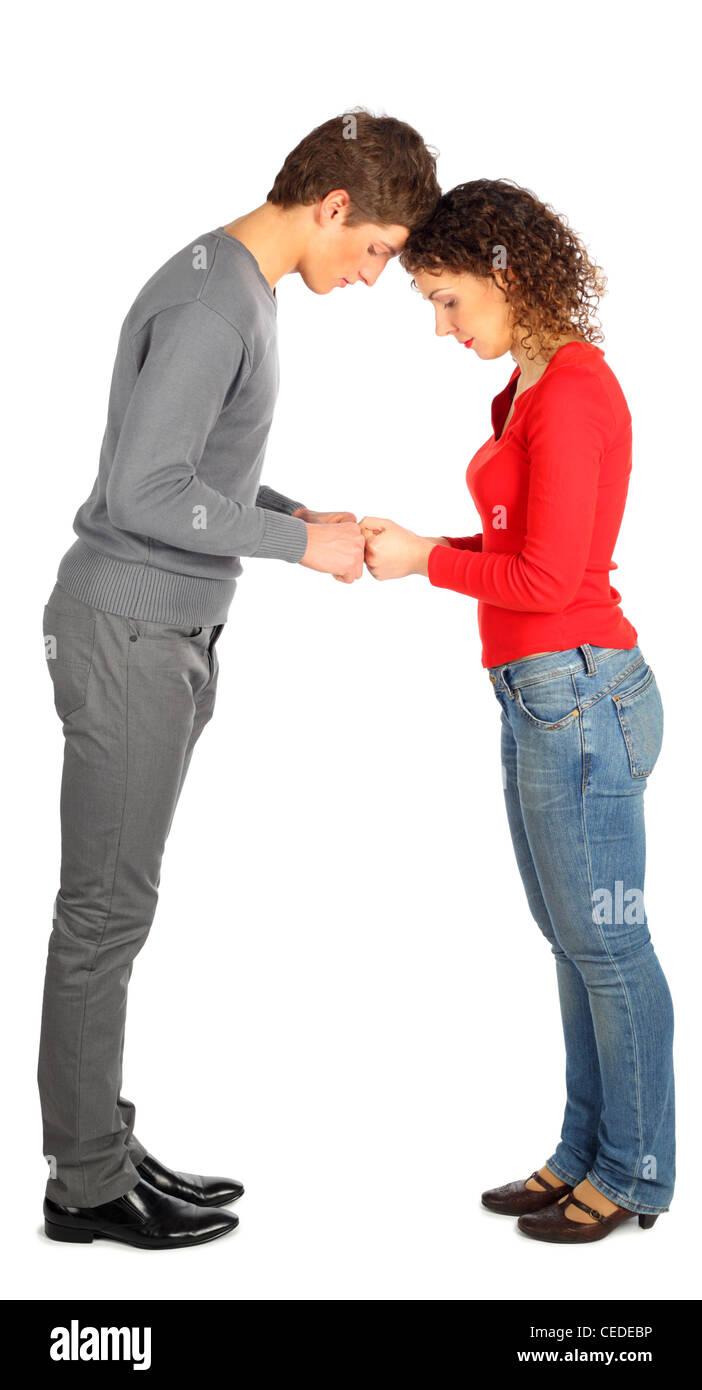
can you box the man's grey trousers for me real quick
[39,581,224,1207]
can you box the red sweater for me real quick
[426,340,638,668]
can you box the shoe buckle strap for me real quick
[567,1194,607,1222]
[529,1169,569,1194]
[528,1170,550,1191]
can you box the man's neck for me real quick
[221,204,308,290]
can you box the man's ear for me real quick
[318,188,352,229]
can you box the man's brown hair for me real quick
[267,108,441,233]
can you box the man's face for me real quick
[299,193,410,293]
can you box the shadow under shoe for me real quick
[44,1179,239,1249]
[482,1169,574,1216]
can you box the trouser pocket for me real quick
[43,603,96,719]
[207,623,224,683]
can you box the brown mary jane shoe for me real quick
[517,1192,660,1243]
[481,1169,573,1216]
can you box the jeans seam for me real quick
[586,1170,669,1215]
[581,762,645,1205]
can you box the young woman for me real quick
[358,178,674,1244]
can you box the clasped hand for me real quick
[299,508,434,583]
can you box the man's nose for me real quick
[361,265,383,287]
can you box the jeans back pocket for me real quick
[612,666,664,777]
[43,604,96,719]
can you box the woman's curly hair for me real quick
[399,178,607,359]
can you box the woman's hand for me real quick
[358,517,437,581]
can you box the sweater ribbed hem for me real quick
[56,540,238,625]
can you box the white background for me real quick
[4,0,699,1302]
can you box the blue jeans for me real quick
[487,642,674,1214]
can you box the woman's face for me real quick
[412,267,515,359]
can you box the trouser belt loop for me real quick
[579,643,598,675]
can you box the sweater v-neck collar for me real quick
[494,340,604,442]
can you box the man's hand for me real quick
[294,507,367,582]
[299,514,365,582]
[359,517,437,581]
[293,507,357,525]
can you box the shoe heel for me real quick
[45,1217,95,1243]
[638,1213,659,1230]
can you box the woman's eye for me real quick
[367,246,377,256]
[443,300,456,309]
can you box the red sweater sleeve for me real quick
[440,533,483,550]
[427,366,615,611]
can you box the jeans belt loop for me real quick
[498,665,515,697]
[579,642,598,676]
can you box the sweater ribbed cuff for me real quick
[256,484,307,516]
[253,509,309,562]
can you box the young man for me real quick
[40,110,441,1251]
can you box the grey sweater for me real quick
[56,226,309,625]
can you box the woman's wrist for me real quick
[410,536,445,577]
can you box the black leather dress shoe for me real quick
[44,1179,239,1249]
[135,1151,244,1206]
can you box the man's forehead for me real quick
[366,223,411,255]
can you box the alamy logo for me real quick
[191,243,208,270]
[591,880,645,925]
[50,1321,151,1370]
[45,635,57,659]
[44,1154,57,1179]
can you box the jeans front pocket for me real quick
[612,665,664,777]
[512,674,581,731]
[43,604,96,719]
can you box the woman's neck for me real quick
[511,332,587,389]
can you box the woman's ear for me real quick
[493,265,518,293]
